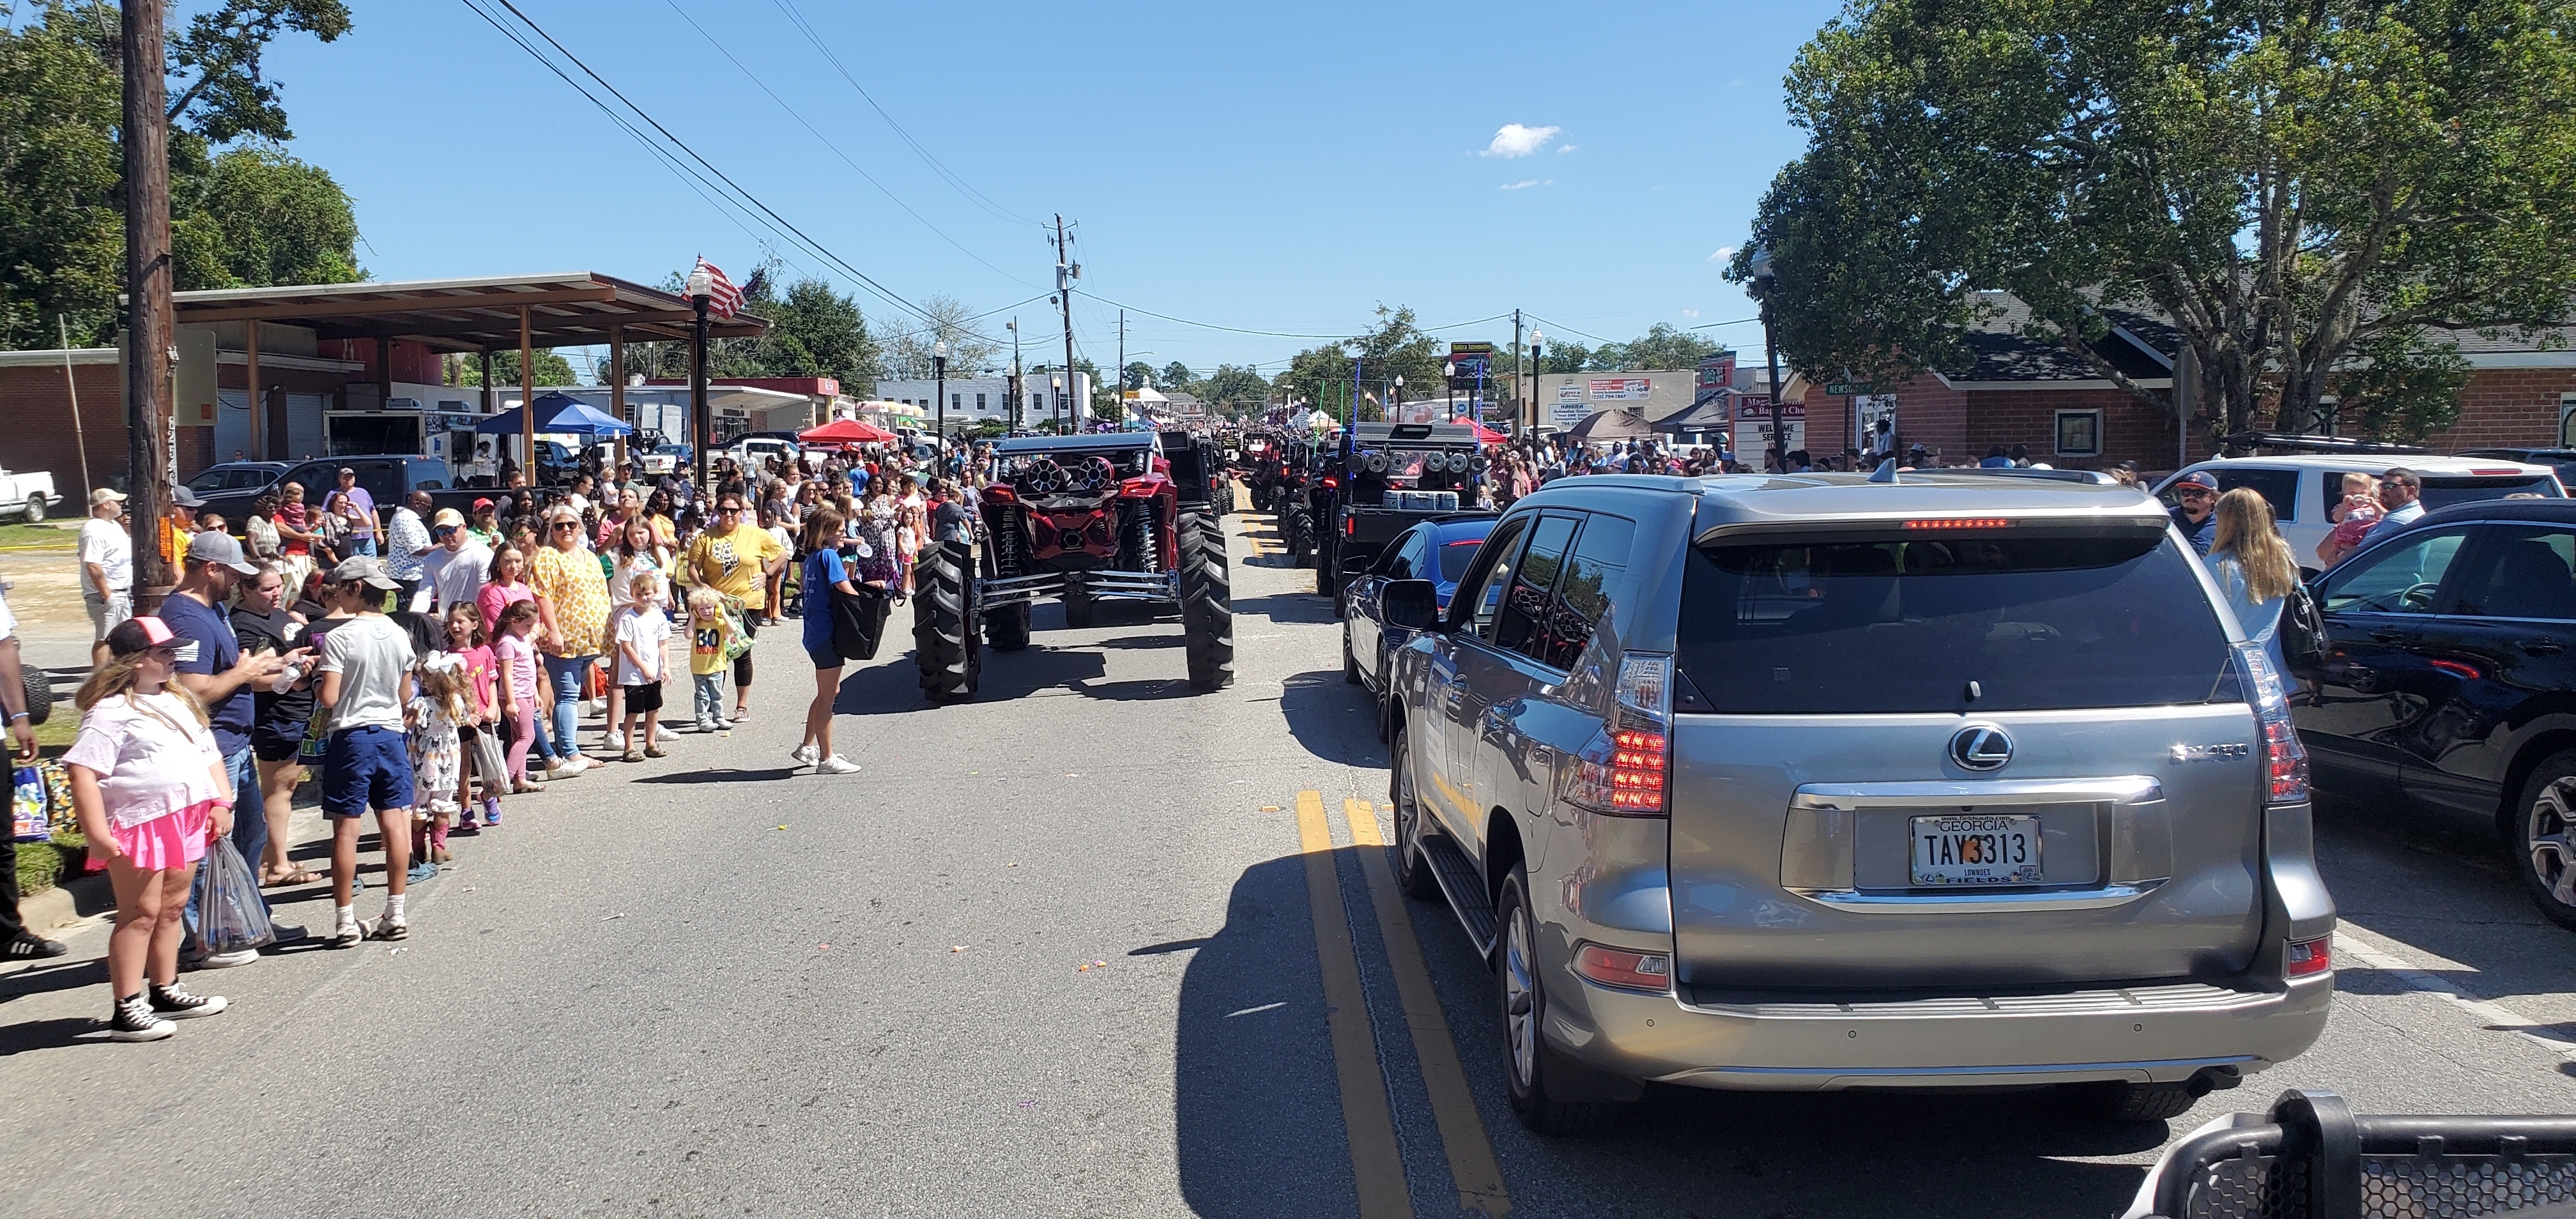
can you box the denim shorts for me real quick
[322,726,414,818]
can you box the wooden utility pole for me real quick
[519,307,536,482]
[1054,214,1077,431]
[123,0,174,608]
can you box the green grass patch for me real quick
[13,827,86,897]
[0,521,77,553]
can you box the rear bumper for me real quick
[1550,972,2333,1092]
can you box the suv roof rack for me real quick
[2223,431,2430,456]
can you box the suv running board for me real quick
[1418,831,1498,956]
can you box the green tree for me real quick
[1587,323,1721,372]
[0,1,356,348]
[1158,361,1194,392]
[755,277,880,388]
[882,293,1000,379]
[1738,0,2576,444]
[460,348,579,388]
[1122,360,1154,391]
[1199,364,1271,413]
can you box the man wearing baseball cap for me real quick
[2169,470,2220,555]
[162,532,306,963]
[418,507,492,615]
[80,488,133,666]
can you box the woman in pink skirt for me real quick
[65,616,238,1041]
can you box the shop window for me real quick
[2054,410,2103,457]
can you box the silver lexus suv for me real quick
[1377,471,2335,1133]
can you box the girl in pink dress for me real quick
[65,617,238,1041]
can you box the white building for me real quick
[875,371,1094,432]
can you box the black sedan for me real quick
[1341,515,1495,737]
[2296,497,2576,925]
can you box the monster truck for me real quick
[913,433,1234,701]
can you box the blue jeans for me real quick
[542,654,595,761]
[183,745,275,948]
[348,535,378,558]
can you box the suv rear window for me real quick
[1676,529,2236,714]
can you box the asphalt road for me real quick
[4,509,2575,1219]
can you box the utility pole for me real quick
[123,0,174,608]
[1052,214,1078,430]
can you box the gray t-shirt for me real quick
[317,613,414,733]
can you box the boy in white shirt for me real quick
[610,573,671,763]
[315,557,418,945]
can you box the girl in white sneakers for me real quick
[65,617,235,1041]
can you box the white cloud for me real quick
[1708,246,1737,262]
[1556,143,1579,155]
[1501,179,1552,190]
[1479,124,1561,158]
[1682,309,1701,319]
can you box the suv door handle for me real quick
[2519,638,2567,656]
[2369,629,2409,644]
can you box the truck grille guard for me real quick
[975,569,1177,608]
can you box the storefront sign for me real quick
[1589,377,1652,401]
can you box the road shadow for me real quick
[1275,669,1381,765]
[1174,853,1361,1218]
[1234,591,1337,627]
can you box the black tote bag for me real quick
[830,581,892,661]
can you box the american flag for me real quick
[691,257,742,319]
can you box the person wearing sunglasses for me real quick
[682,496,786,723]
[64,617,239,1039]
[2167,470,2219,555]
[526,505,611,777]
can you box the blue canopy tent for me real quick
[474,391,636,436]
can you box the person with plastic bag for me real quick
[0,578,63,960]
[64,617,238,1041]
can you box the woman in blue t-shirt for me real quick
[793,506,870,776]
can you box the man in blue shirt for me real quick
[162,532,303,961]
[2358,468,2426,549]
[2168,471,2219,555]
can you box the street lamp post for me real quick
[1748,245,1788,473]
[933,338,948,457]
[1529,331,1544,438]
[684,266,714,493]
[1051,374,1064,433]
[1392,374,1404,422]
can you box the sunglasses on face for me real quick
[2178,488,2214,499]
[552,522,580,530]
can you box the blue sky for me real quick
[251,0,1843,381]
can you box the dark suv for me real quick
[2295,498,2576,926]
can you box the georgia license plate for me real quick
[1910,814,2043,887]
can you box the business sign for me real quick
[1735,399,1805,456]
[1555,383,1584,403]
[1696,353,1736,394]
[1589,377,1652,401]
[1552,400,1591,428]
[1448,342,1496,356]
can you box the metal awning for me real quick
[165,272,769,351]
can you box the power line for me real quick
[470,0,1015,346]
[657,0,1040,291]
[770,0,1040,230]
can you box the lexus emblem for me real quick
[1949,725,2014,772]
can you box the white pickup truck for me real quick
[0,467,59,522]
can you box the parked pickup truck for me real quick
[0,466,58,523]
[192,455,487,536]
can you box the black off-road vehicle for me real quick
[1311,422,1487,598]
[914,433,1234,700]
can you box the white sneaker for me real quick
[602,729,625,752]
[817,755,862,775]
[790,744,820,767]
[195,948,258,970]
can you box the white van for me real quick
[2151,454,2564,571]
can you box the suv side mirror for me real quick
[1383,579,1441,631]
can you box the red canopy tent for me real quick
[1468,420,1508,443]
[799,418,898,445]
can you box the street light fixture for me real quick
[1529,329,1543,436]
[684,266,715,491]
[1051,374,1064,434]
[1393,374,1404,422]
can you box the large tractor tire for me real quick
[986,601,1031,652]
[912,538,979,701]
[1178,511,1235,691]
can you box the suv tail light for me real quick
[2239,643,2310,804]
[2285,936,2332,977]
[1573,944,1673,992]
[1564,655,1673,817]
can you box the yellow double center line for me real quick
[1296,790,1514,1217]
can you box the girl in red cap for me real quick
[65,616,238,1041]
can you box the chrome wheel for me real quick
[1503,900,1537,1089]
[1392,730,1436,897]
[2531,778,2576,907]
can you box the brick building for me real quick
[1777,294,2576,474]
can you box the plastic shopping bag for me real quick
[11,765,47,843]
[192,835,274,956]
[471,726,509,793]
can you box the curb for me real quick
[22,868,112,934]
